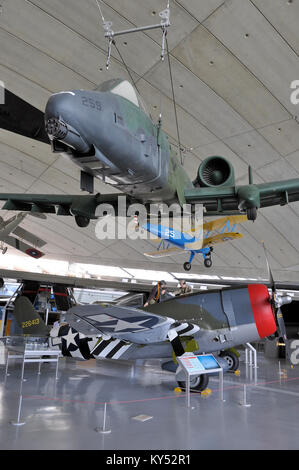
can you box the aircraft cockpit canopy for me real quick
[96,79,149,115]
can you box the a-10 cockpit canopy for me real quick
[96,78,149,115]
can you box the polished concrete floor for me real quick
[0,351,298,450]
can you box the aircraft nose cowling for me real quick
[248,284,276,338]
[45,91,76,120]
[45,92,91,153]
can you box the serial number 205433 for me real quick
[21,318,40,328]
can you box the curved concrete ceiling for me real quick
[1,0,299,282]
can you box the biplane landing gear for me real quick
[183,262,191,272]
[203,247,213,268]
[183,251,195,272]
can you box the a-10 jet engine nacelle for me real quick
[194,156,235,188]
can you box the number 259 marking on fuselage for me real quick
[81,97,102,111]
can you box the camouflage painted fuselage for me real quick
[45,85,193,206]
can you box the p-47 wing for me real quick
[65,303,176,344]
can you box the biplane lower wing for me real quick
[143,246,185,258]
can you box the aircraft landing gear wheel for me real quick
[204,258,212,268]
[219,351,239,372]
[183,262,191,272]
[177,374,209,393]
[75,215,90,228]
[246,207,257,221]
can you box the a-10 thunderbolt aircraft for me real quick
[12,279,292,392]
[1,79,299,227]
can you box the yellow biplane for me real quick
[142,215,248,271]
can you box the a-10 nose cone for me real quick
[45,91,76,124]
[44,91,91,154]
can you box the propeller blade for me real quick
[276,307,291,362]
[262,241,275,292]
[0,88,50,145]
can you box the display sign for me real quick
[179,354,205,374]
[197,354,220,370]
[176,352,224,407]
[178,353,221,375]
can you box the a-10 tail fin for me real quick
[13,296,51,336]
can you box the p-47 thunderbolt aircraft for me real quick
[142,214,247,271]
[12,281,291,392]
[1,79,299,227]
[0,212,45,258]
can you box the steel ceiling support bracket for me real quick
[99,2,171,69]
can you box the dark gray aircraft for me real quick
[1,79,299,227]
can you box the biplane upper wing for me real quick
[203,232,243,247]
[12,226,47,248]
[202,215,248,233]
[2,235,44,258]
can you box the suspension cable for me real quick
[165,35,183,165]
[112,40,141,96]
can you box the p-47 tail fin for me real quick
[13,296,50,336]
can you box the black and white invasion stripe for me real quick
[172,322,200,336]
[91,338,132,359]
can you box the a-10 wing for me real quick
[0,88,50,145]
[184,179,299,217]
[0,192,137,227]
[0,179,298,227]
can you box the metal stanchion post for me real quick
[95,402,111,434]
[5,350,9,377]
[186,373,190,408]
[219,368,225,402]
[246,343,258,369]
[245,347,249,364]
[239,384,251,408]
[11,355,26,426]
[55,356,59,381]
